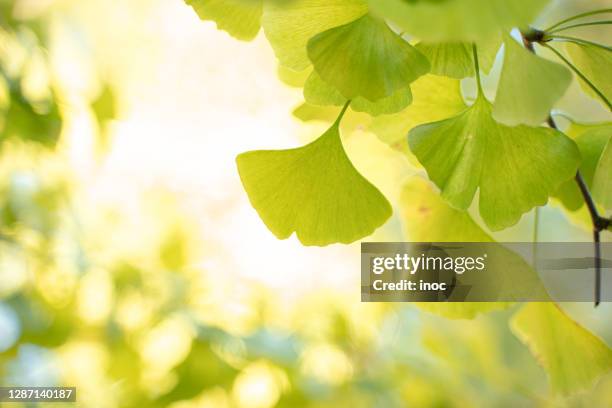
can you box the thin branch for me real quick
[547,35,612,52]
[522,32,611,306]
[548,20,612,34]
[542,43,612,110]
[545,8,612,31]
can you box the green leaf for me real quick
[400,177,513,319]
[303,71,413,116]
[409,95,580,230]
[1,90,62,148]
[370,75,466,146]
[511,303,612,395]
[593,138,612,209]
[554,122,611,211]
[292,102,372,134]
[368,0,549,42]
[307,14,429,102]
[91,83,117,154]
[565,42,612,109]
[415,38,500,79]
[236,110,392,246]
[262,0,368,71]
[493,36,572,126]
[185,0,263,41]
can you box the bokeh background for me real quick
[0,0,611,407]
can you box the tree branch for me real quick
[522,31,611,306]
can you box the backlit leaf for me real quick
[400,177,514,319]
[307,14,429,102]
[493,36,571,126]
[303,70,413,116]
[593,138,612,209]
[416,38,500,79]
[409,95,580,230]
[565,42,612,110]
[262,0,368,70]
[368,0,549,42]
[185,0,263,41]
[236,114,392,246]
[511,303,612,395]
[554,122,611,211]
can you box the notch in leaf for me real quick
[236,103,392,246]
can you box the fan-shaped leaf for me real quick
[307,14,429,102]
[237,116,392,246]
[185,0,263,41]
[409,95,580,230]
[262,0,368,70]
[493,36,572,126]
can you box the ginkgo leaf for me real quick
[565,42,612,109]
[303,71,413,116]
[236,109,392,246]
[415,38,500,79]
[593,138,612,209]
[307,14,429,102]
[554,122,611,211]
[493,36,572,126]
[409,95,580,230]
[185,0,263,41]
[511,303,612,395]
[368,0,549,42]
[400,177,536,319]
[292,103,372,134]
[370,75,467,147]
[262,0,368,71]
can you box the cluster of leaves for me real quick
[185,0,612,398]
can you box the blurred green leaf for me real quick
[493,36,571,126]
[592,138,612,209]
[565,42,612,110]
[511,303,612,395]
[554,122,611,211]
[368,0,550,42]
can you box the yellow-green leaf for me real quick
[303,70,413,116]
[511,303,612,395]
[262,0,368,70]
[566,42,612,110]
[185,0,263,41]
[593,138,612,209]
[307,14,429,102]
[236,114,391,246]
[493,35,571,126]
[409,95,580,230]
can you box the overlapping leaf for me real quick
[493,36,572,126]
[512,303,612,395]
[307,15,429,102]
[415,37,500,79]
[303,71,413,116]
[262,0,368,70]
[368,0,549,42]
[593,138,612,209]
[185,0,263,41]
[409,95,580,230]
[236,111,391,246]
